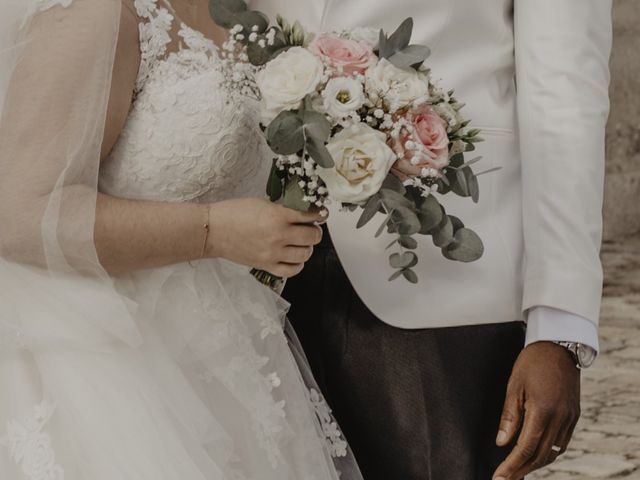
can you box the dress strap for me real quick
[133,0,175,93]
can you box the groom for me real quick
[252,1,613,479]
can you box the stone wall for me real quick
[603,0,640,239]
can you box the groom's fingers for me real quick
[496,385,524,447]
[270,262,305,278]
[493,409,547,480]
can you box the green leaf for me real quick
[378,28,392,58]
[381,174,406,194]
[449,152,464,168]
[302,110,332,141]
[388,44,431,70]
[392,206,421,236]
[266,159,283,201]
[418,195,443,234]
[431,215,454,247]
[305,131,334,168]
[388,269,404,282]
[448,215,465,233]
[468,173,480,203]
[455,168,470,196]
[402,268,419,284]
[375,209,394,238]
[236,10,269,34]
[389,251,418,269]
[209,0,248,29]
[282,175,310,212]
[386,238,399,250]
[399,235,418,249]
[357,195,382,229]
[380,189,413,210]
[387,18,413,53]
[266,111,305,155]
[444,228,484,262]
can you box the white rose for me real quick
[256,47,325,124]
[365,58,430,113]
[322,77,366,119]
[347,27,380,49]
[318,123,396,204]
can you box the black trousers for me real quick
[283,229,525,480]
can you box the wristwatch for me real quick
[553,341,597,369]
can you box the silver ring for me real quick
[551,445,562,453]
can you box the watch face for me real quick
[577,344,597,368]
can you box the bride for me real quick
[0,0,362,478]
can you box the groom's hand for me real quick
[492,341,581,480]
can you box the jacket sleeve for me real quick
[515,0,613,327]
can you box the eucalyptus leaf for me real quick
[389,251,418,269]
[448,215,464,232]
[357,195,382,229]
[282,175,310,212]
[388,269,404,282]
[431,215,454,247]
[445,228,484,262]
[209,0,248,29]
[455,168,470,196]
[402,268,419,284]
[386,238,399,250]
[381,174,406,194]
[302,110,332,142]
[266,159,283,201]
[236,10,269,35]
[392,206,421,236]
[305,131,334,168]
[387,18,413,53]
[266,111,305,155]
[388,44,431,70]
[418,195,443,234]
[375,210,394,238]
[399,235,418,249]
[469,173,480,203]
[380,189,413,210]
[247,40,276,66]
[378,28,392,58]
[449,152,464,168]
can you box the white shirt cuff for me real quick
[525,306,600,353]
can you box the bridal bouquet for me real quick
[211,0,497,285]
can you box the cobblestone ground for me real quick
[530,234,640,479]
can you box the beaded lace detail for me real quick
[1,402,64,480]
[100,0,271,204]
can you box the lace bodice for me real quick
[99,0,271,203]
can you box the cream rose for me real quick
[256,47,325,123]
[318,124,396,204]
[365,58,429,113]
[322,77,366,119]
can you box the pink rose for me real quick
[309,34,376,76]
[391,105,450,180]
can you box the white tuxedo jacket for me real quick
[251,0,612,334]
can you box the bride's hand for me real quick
[206,198,324,278]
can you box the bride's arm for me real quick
[0,0,321,277]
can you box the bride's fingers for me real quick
[269,263,305,278]
[286,208,325,225]
[287,225,323,247]
[282,246,314,264]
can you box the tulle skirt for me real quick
[0,258,361,480]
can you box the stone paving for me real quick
[530,234,640,479]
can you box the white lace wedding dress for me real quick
[0,1,359,479]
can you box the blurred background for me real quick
[531,1,640,479]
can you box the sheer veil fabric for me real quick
[0,1,362,479]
